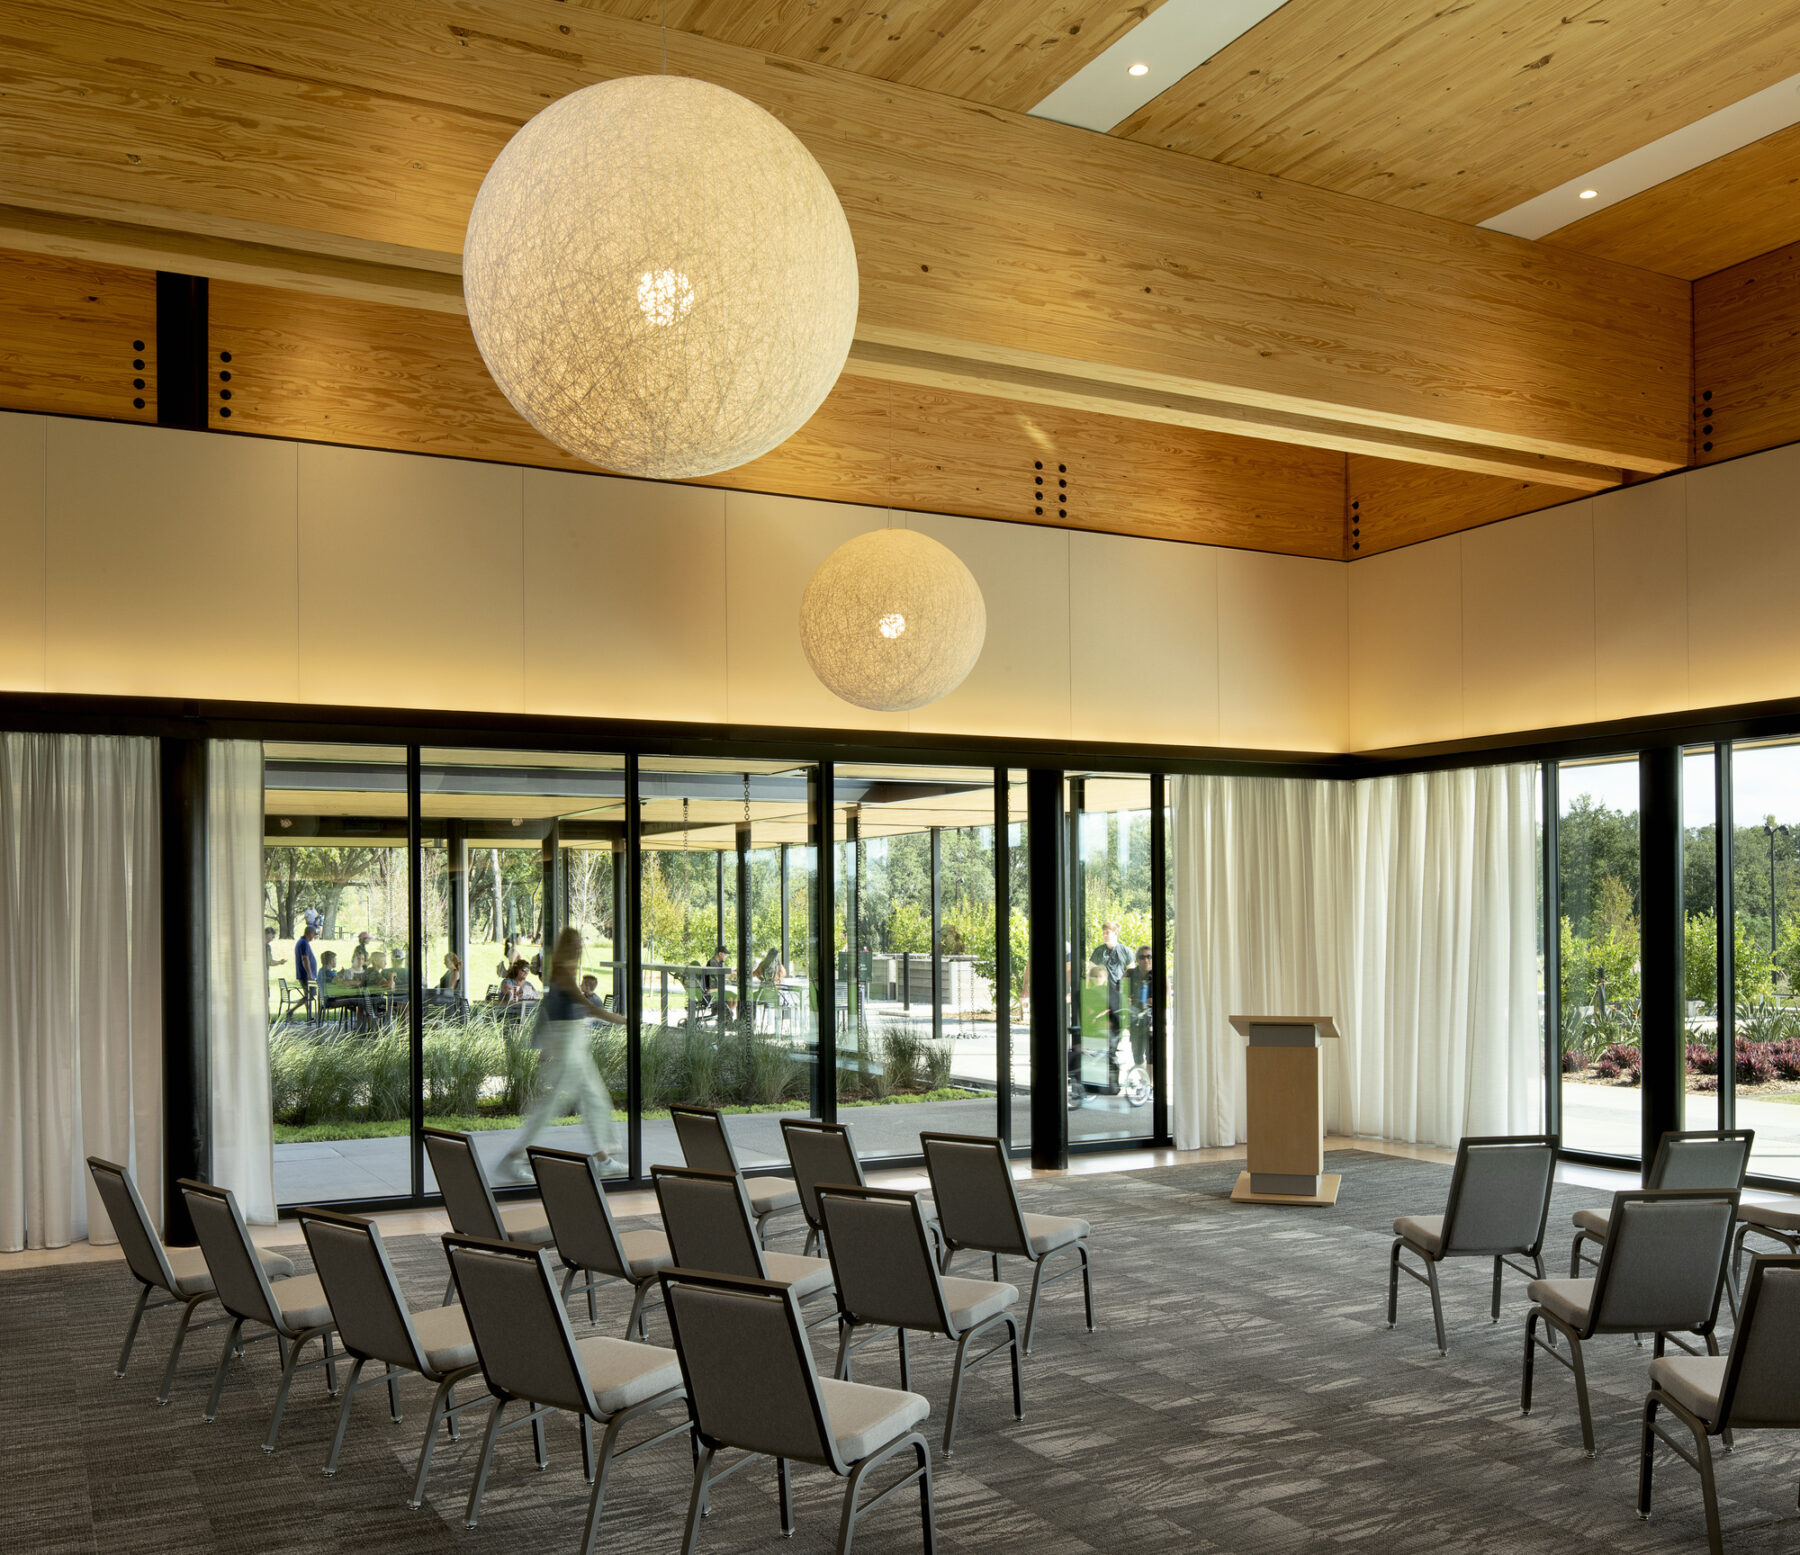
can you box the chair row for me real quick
[1385,1129,1800,1554]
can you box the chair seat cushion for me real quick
[618,1228,674,1280]
[272,1273,335,1332]
[409,1304,477,1375]
[165,1244,296,1298]
[941,1275,1018,1331]
[574,1335,684,1415]
[747,1177,802,1217]
[1023,1213,1089,1257]
[1526,1277,1594,1329]
[1393,1215,1443,1256]
[499,1203,555,1246]
[1650,1354,1727,1425]
[762,1251,835,1301]
[1740,1199,1800,1233]
[817,1376,930,1462]
[1571,1207,1612,1239]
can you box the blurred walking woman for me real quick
[499,926,624,1177]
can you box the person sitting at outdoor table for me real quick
[754,945,785,985]
[500,957,535,1002]
[317,950,342,990]
[362,949,394,992]
[437,952,462,993]
[349,942,368,977]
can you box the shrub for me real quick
[1594,1043,1642,1084]
[1737,1044,1777,1086]
[925,1040,954,1091]
[1560,1048,1585,1074]
[1685,1042,1719,1077]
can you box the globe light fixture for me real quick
[799,529,986,711]
[464,75,859,480]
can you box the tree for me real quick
[264,847,305,937]
[1558,796,1639,940]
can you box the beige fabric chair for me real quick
[423,1126,553,1302]
[668,1104,802,1247]
[179,1179,340,1451]
[779,1117,940,1260]
[444,1234,689,1555]
[530,1144,673,1337]
[1569,1130,1752,1279]
[1730,1194,1800,1299]
[652,1166,837,1324]
[296,1207,486,1504]
[1639,1254,1800,1554]
[86,1156,294,1404]
[920,1131,1092,1354]
[661,1268,935,1555]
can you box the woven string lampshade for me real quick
[464,75,858,480]
[799,529,986,711]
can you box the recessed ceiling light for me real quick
[1579,189,1599,199]
[1127,62,1149,77]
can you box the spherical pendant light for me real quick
[799,529,986,711]
[464,75,858,480]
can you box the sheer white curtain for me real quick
[1170,764,1541,1152]
[0,734,162,1251]
[208,740,275,1223]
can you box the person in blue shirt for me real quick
[295,919,320,1021]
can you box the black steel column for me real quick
[1067,778,1087,986]
[407,748,424,1202]
[715,851,725,955]
[154,272,209,431]
[446,820,468,1004]
[846,808,862,1064]
[735,819,752,1038]
[779,843,791,971]
[1716,743,1736,1129]
[1542,761,1562,1144]
[1150,773,1169,1146]
[624,757,644,1181]
[159,738,209,1240]
[929,825,944,1047]
[541,818,561,953]
[993,768,1012,1147]
[1026,768,1068,1171]
[611,838,628,1007]
[813,763,836,1124]
[1641,746,1683,1167]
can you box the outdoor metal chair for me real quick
[919,1131,1093,1355]
[660,1268,936,1555]
[1571,1130,1753,1278]
[1387,1133,1557,1352]
[444,1234,689,1553]
[780,1117,940,1259]
[422,1126,553,1302]
[651,1166,836,1326]
[1639,1254,1800,1554]
[295,1207,486,1500]
[529,1145,673,1337]
[178,1179,341,1450]
[86,1156,295,1403]
[1523,1188,1739,1456]
[668,1104,803,1247]
[820,1184,1022,1455]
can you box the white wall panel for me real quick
[1594,478,1690,721]
[1217,550,1349,751]
[1347,537,1463,751]
[0,414,46,692]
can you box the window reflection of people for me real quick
[498,926,624,1178]
[1089,920,1131,1034]
[1126,946,1154,1068]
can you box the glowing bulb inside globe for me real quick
[637,268,695,327]
[878,613,906,639]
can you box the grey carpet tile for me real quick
[5,1149,1798,1555]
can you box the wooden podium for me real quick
[1228,1015,1341,1206]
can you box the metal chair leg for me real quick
[265,1329,325,1453]
[897,1328,911,1393]
[1638,1393,1660,1519]
[116,1283,152,1376]
[835,1320,856,1380]
[205,1317,246,1422]
[777,1457,794,1537]
[917,1436,937,1555]
[679,1446,717,1555]
[1425,1258,1447,1354]
[323,1357,369,1476]
[157,1295,210,1405]
[1078,1243,1094,1332]
[385,1362,402,1422]
[1022,1257,1047,1355]
[464,1399,509,1528]
[1386,1238,1402,1327]
[409,1372,465,1509]
[1569,1230,1587,1280]
[1569,1333,1596,1456]
[1521,1310,1540,1416]
[626,1278,653,1341]
[1491,1256,1504,1322]
[1692,1416,1724,1555]
[442,1272,456,1307]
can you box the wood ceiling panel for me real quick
[1113,1,1800,230]
[0,247,157,422]
[1347,456,1579,558]
[1541,122,1800,280]
[1694,238,1800,464]
[0,0,1691,479]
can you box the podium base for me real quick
[1229,1170,1340,1207]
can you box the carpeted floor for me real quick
[4,1150,1797,1555]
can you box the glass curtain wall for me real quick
[1005,770,1031,1152]
[264,744,414,1205]
[639,758,820,1169]
[1682,747,1721,1128]
[1556,755,1641,1159]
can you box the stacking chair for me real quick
[651,1167,836,1325]
[423,1126,554,1302]
[1522,1188,1739,1456]
[1387,1133,1557,1353]
[86,1157,294,1404]
[920,1131,1093,1355]
[295,1208,486,1501]
[780,1117,940,1259]
[179,1179,341,1450]
[820,1184,1022,1455]
[1730,1194,1800,1295]
[660,1268,935,1555]
[1639,1254,1800,1554]
[443,1234,689,1554]
[668,1104,802,1247]
[529,1145,673,1337]
[1570,1130,1752,1279]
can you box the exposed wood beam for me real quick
[0,0,1689,480]
[1346,458,1576,559]
[1693,238,1800,466]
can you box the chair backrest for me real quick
[423,1127,505,1241]
[920,1132,1030,1257]
[443,1234,599,1419]
[86,1157,176,1293]
[178,1179,283,1330]
[1439,1134,1558,1256]
[818,1186,952,1335]
[661,1269,839,1471]
[1646,1129,1754,1191]
[529,1146,629,1279]
[297,1207,430,1373]
[653,1167,766,1279]
[1716,1255,1800,1430]
[1589,1189,1738,1337]
[669,1106,738,1174]
[780,1119,865,1232]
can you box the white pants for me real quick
[502,1021,619,1166]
